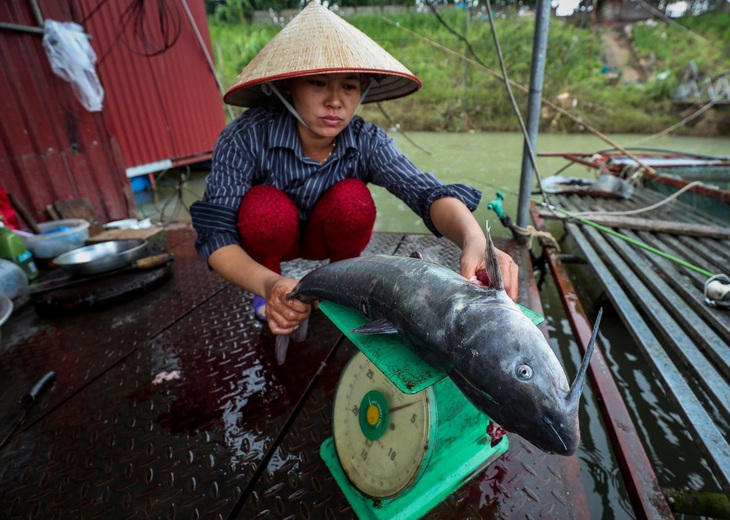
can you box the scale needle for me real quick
[389,401,417,413]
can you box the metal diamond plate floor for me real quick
[0,226,589,519]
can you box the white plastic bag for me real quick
[42,19,104,112]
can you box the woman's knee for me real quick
[316,178,376,231]
[305,179,376,261]
[237,185,299,256]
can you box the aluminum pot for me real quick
[52,239,148,276]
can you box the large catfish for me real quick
[287,225,601,456]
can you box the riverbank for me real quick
[208,9,730,136]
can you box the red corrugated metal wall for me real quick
[0,0,225,226]
[80,0,225,173]
[0,1,134,225]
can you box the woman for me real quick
[191,1,518,339]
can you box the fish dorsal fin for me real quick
[484,221,504,291]
[409,251,424,260]
[350,317,399,335]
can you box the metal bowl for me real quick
[53,239,148,276]
[0,294,12,343]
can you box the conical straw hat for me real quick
[224,1,421,107]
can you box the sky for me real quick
[555,0,581,16]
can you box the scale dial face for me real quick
[333,351,436,498]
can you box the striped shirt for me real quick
[190,105,481,262]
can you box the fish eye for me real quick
[515,364,533,381]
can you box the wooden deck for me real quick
[531,182,730,503]
[0,227,595,519]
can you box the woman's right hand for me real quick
[265,276,312,334]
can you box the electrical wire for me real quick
[122,0,182,57]
[375,103,432,156]
[82,0,182,65]
[423,0,559,220]
[382,11,660,177]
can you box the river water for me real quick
[138,131,729,519]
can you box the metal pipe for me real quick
[516,0,551,229]
[179,0,236,121]
[28,0,44,26]
[0,21,44,35]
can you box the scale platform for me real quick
[317,301,544,520]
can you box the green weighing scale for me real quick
[318,300,545,520]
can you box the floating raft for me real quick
[0,226,593,519]
[531,182,730,502]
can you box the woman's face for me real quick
[288,73,362,139]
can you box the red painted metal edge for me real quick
[640,171,730,204]
[530,202,674,520]
[171,152,213,168]
[537,152,730,204]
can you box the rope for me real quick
[629,98,720,146]
[572,180,704,218]
[512,224,561,251]
[381,15,659,177]
[375,103,432,156]
[179,0,235,120]
[634,0,707,43]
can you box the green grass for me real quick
[208,9,730,136]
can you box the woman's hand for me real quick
[429,197,519,301]
[496,249,519,300]
[264,276,311,334]
[207,246,312,334]
[460,238,519,301]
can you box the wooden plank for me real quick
[537,211,730,239]
[577,224,730,422]
[563,197,730,408]
[566,221,730,495]
[606,230,730,382]
[553,190,730,495]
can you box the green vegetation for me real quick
[208,8,730,135]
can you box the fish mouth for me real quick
[541,416,572,455]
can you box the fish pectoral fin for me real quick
[349,317,399,335]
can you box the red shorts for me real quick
[237,178,376,274]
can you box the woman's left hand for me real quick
[460,239,519,301]
[428,197,519,301]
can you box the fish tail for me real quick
[274,318,308,365]
[275,334,289,365]
[291,318,309,342]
